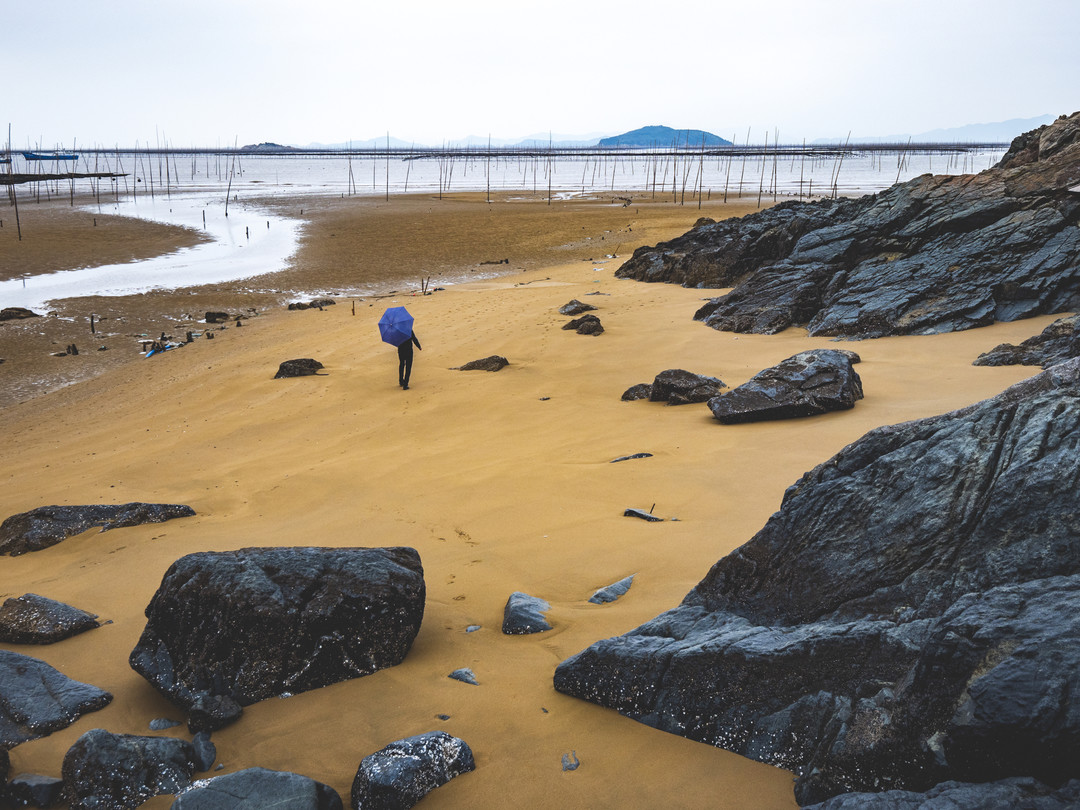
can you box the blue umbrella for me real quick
[378,306,414,347]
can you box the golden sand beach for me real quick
[0,191,1057,807]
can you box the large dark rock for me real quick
[171,767,342,809]
[707,349,863,423]
[0,503,196,556]
[648,369,726,405]
[350,731,475,810]
[974,314,1080,368]
[0,593,101,644]
[129,546,425,731]
[62,729,198,810]
[617,112,1080,338]
[803,777,1080,809]
[274,358,325,378]
[0,650,112,749]
[555,358,1080,805]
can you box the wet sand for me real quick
[0,190,1059,807]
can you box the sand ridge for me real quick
[0,193,1061,807]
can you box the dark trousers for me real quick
[398,343,414,387]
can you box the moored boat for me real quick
[21,151,79,161]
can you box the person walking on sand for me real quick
[398,331,421,389]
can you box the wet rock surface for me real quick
[129,546,425,731]
[974,313,1080,368]
[617,113,1080,338]
[62,729,199,810]
[172,767,342,809]
[0,503,196,556]
[589,575,635,604]
[555,358,1080,805]
[350,731,475,810]
[0,650,112,749]
[0,593,101,644]
[707,349,863,423]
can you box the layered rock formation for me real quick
[974,313,1080,368]
[555,358,1080,805]
[616,112,1080,338]
[129,546,425,731]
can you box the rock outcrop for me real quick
[707,349,863,423]
[0,307,40,321]
[555,358,1080,805]
[589,575,635,604]
[616,112,1080,338]
[172,767,342,809]
[351,731,475,810]
[0,650,112,749]
[274,358,325,378]
[803,777,1080,810]
[0,503,196,556]
[129,546,425,731]
[0,593,101,644]
[62,729,200,810]
[974,314,1080,368]
[7,773,64,808]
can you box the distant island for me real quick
[240,142,303,153]
[598,126,732,148]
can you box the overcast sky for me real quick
[6,0,1077,148]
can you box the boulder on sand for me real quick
[563,314,604,335]
[274,358,325,378]
[0,503,196,556]
[351,731,475,810]
[0,650,113,749]
[558,299,598,316]
[647,369,725,405]
[502,592,552,634]
[62,729,200,810]
[129,546,425,731]
[555,357,1080,805]
[172,767,342,810]
[707,349,863,423]
[0,593,101,644]
[453,355,509,372]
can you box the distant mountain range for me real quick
[812,115,1055,145]
[290,116,1054,150]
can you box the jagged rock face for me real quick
[974,314,1080,368]
[62,729,198,810]
[803,777,1080,810]
[617,112,1080,338]
[350,731,475,810]
[0,503,196,556]
[129,547,425,730]
[554,358,1080,805]
[0,651,112,749]
[708,349,863,423]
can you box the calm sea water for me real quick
[2,147,1006,310]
